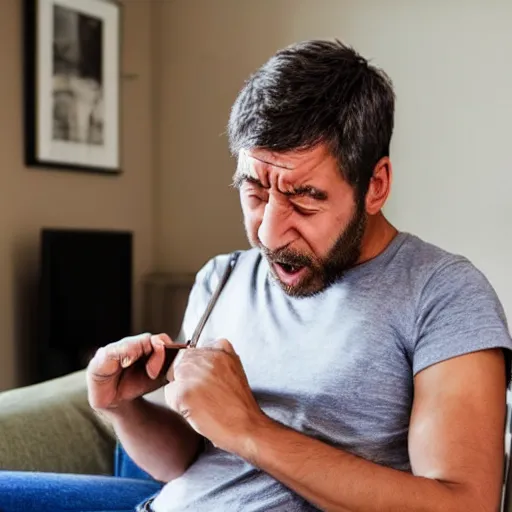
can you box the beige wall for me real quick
[155,0,512,322]
[154,0,262,274]
[0,0,156,390]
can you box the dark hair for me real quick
[228,40,395,199]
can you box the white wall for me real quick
[156,0,512,319]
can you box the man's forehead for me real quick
[235,147,335,200]
[242,149,296,170]
[237,147,328,177]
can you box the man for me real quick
[2,40,511,512]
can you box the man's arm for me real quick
[86,333,204,483]
[231,349,506,512]
[103,397,202,483]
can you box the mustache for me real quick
[259,245,313,268]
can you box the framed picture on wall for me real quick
[24,0,121,174]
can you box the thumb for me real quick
[213,338,236,355]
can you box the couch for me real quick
[0,370,116,475]
[0,272,195,476]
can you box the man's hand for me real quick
[164,339,265,452]
[87,332,187,411]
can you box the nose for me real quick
[257,199,295,252]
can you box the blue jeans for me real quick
[0,445,163,512]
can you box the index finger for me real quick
[87,332,152,379]
[153,333,189,350]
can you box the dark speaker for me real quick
[37,228,132,383]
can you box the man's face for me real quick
[234,144,367,297]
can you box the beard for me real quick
[254,201,367,298]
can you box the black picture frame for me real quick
[23,0,121,174]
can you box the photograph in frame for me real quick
[24,0,121,174]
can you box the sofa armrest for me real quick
[0,370,116,475]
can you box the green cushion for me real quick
[0,370,116,475]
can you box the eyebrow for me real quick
[231,173,262,189]
[232,172,328,201]
[285,185,328,201]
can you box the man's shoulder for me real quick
[398,232,462,269]
[396,232,478,283]
[398,232,503,316]
[397,234,512,377]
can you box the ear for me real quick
[365,157,393,215]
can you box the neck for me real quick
[357,213,398,265]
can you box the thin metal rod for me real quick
[187,253,239,348]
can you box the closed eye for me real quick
[291,203,318,216]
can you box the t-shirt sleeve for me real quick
[413,257,512,377]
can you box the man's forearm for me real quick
[103,397,202,482]
[234,417,487,512]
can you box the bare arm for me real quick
[102,397,201,482]
[87,333,202,483]
[230,349,506,512]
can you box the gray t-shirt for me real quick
[152,232,512,512]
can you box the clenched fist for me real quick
[164,338,266,453]
[87,332,187,411]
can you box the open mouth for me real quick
[276,262,303,275]
[272,261,309,287]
